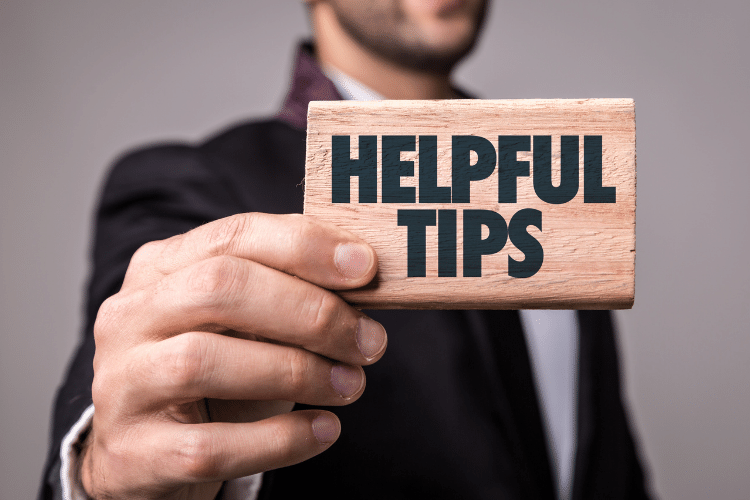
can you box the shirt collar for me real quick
[323,65,384,102]
[276,41,473,130]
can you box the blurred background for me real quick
[1,1,748,498]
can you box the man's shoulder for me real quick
[103,116,307,215]
[106,117,303,186]
[202,116,306,155]
[111,117,298,170]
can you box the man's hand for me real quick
[80,213,387,500]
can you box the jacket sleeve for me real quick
[38,144,245,500]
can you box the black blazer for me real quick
[39,44,652,500]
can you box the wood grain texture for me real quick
[304,99,635,309]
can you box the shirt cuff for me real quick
[60,404,94,500]
[59,404,264,500]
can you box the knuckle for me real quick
[129,240,165,271]
[160,333,210,393]
[87,429,145,500]
[101,432,130,464]
[93,294,127,345]
[283,349,311,395]
[177,428,221,480]
[92,352,135,417]
[205,214,250,256]
[90,369,111,409]
[151,234,189,274]
[187,256,244,308]
[92,425,136,475]
[305,290,340,341]
[286,216,314,257]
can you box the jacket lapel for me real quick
[475,310,557,500]
[276,43,342,130]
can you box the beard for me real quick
[328,1,489,75]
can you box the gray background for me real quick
[1,1,748,498]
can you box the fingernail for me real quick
[357,318,387,360]
[334,243,372,280]
[312,414,340,444]
[330,365,364,399]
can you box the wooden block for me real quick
[304,99,635,309]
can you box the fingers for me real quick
[125,332,366,410]
[124,213,378,291]
[162,411,341,484]
[93,410,340,493]
[113,255,387,365]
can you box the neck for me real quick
[311,4,453,100]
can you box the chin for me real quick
[414,18,479,55]
[425,25,476,52]
[406,0,486,59]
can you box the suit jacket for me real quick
[39,43,652,500]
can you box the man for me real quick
[40,1,652,499]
